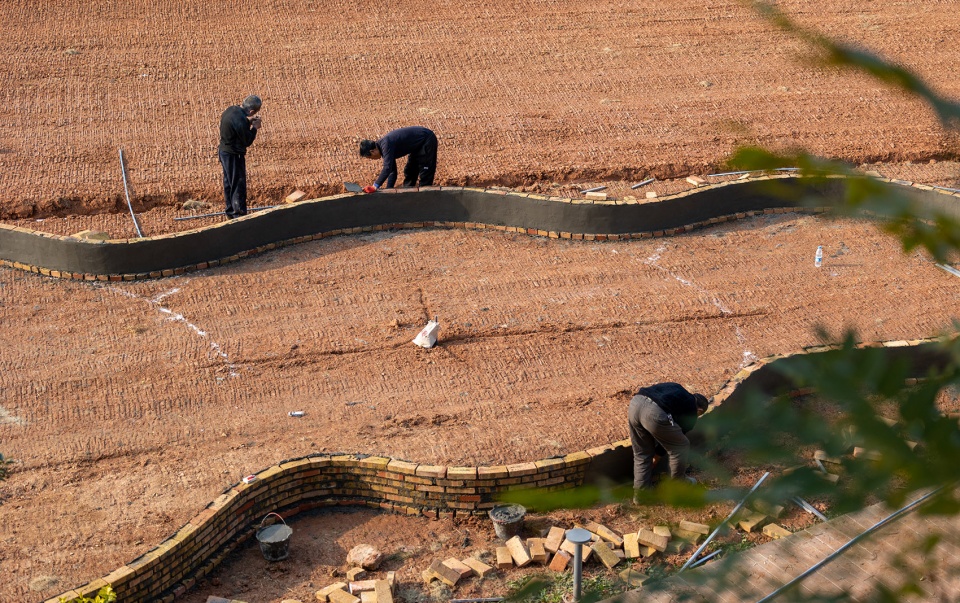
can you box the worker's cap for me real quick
[693,393,709,413]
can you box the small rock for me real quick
[347,544,383,570]
[182,199,209,210]
[699,80,713,88]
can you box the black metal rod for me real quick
[631,178,655,189]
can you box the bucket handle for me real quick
[259,512,287,529]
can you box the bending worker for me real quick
[359,126,438,192]
[218,95,263,219]
[628,382,709,494]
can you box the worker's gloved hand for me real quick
[362,185,377,194]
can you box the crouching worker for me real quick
[359,126,438,192]
[628,382,710,497]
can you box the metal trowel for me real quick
[344,182,363,193]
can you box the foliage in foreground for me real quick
[58,586,116,603]
[0,452,11,482]
[507,2,960,601]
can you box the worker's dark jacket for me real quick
[218,106,258,155]
[374,126,435,188]
[635,382,699,433]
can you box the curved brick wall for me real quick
[44,340,952,603]
[8,174,959,281]
[36,175,959,602]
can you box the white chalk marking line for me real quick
[0,404,26,426]
[100,281,239,378]
[642,246,758,368]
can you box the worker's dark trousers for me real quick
[402,132,438,187]
[219,150,247,218]
[628,394,690,490]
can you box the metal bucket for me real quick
[488,503,526,540]
[256,512,292,561]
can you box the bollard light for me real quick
[565,527,593,601]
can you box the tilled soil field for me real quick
[2,0,960,220]
[4,212,960,602]
[5,1,960,602]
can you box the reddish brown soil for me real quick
[4,1,960,602]
[4,212,960,602]
[2,1,960,220]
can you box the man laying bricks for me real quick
[359,126,438,192]
[628,382,709,499]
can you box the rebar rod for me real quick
[679,472,770,572]
[173,205,279,222]
[937,263,960,278]
[118,149,143,238]
[689,549,722,569]
[582,185,607,193]
[707,170,753,177]
[792,497,828,522]
[631,178,655,189]
[756,486,948,603]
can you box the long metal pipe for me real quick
[689,548,722,569]
[679,472,770,572]
[118,148,144,238]
[756,485,948,603]
[631,177,655,189]
[937,263,960,278]
[173,205,279,222]
[792,496,828,522]
[707,170,753,177]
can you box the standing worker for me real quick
[218,95,263,219]
[359,126,438,192]
[628,382,709,496]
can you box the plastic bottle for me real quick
[815,245,823,267]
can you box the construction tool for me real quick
[344,182,363,193]
[581,185,607,193]
[631,178,655,189]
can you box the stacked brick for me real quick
[487,519,715,587]
[43,447,627,603]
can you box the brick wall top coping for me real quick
[7,174,959,281]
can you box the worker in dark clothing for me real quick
[628,382,710,495]
[218,95,262,219]
[359,126,438,192]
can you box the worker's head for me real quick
[694,393,710,416]
[242,95,262,116]
[359,139,381,160]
